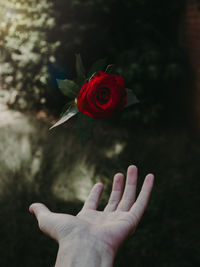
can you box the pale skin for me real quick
[29,165,154,267]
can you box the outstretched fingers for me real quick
[104,173,124,212]
[129,174,154,225]
[117,165,138,211]
[82,183,104,210]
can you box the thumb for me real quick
[29,202,51,218]
[29,203,54,237]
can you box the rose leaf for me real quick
[49,107,79,130]
[88,58,107,77]
[57,79,79,98]
[59,100,76,117]
[125,88,139,107]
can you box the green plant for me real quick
[0,0,60,109]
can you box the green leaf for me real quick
[49,107,79,130]
[60,100,76,117]
[76,112,94,144]
[75,54,86,81]
[88,58,107,77]
[125,88,139,107]
[57,79,79,98]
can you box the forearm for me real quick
[55,237,115,267]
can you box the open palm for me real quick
[29,165,154,254]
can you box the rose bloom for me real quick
[77,71,127,118]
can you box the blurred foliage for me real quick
[0,0,60,110]
[1,0,187,125]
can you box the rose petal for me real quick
[77,71,127,118]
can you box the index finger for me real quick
[82,183,104,210]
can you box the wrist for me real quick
[55,230,115,267]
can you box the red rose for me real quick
[77,71,127,118]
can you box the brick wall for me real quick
[180,0,200,130]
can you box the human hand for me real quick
[29,165,154,266]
